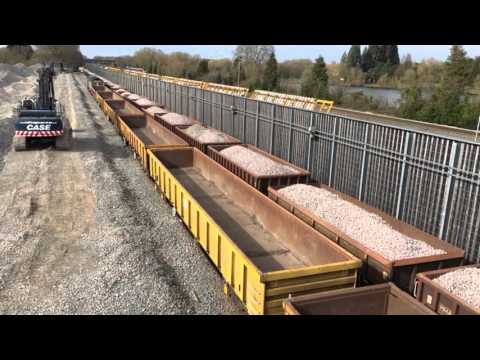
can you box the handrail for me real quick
[98,64,334,112]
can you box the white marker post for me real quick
[476,115,480,143]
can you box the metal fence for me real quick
[87,64,480,263]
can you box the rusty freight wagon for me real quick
[103,95,145,131]
[147,147,361,315]
[283,283,436,315]
[208,144,310,194]
[268,183,465,294]
[155,113,200,135]
[175,124,241,154]
[415,265,480,315]
[117,113,189,171]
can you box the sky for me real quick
[79,45,480,63]
[2,45,479,63]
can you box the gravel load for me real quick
[219,145,301,177]
[159,113,197,126]
[433,268,480,311]
[127,94,140,101]
[135,98,155,107]
[277,184,446,261]
[145,106,167,117]
[183,124,233,143]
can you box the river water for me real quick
[329,85,437,109]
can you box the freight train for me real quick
[83,68,479,316]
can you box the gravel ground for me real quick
[220,145,300,176]
[0,64,38,173]
[433,268,480,311]
[159,113,197,126]
[277,184,446,261]
[0,72,245,315]
[183,124,232,143]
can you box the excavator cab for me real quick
[13,64,72,151]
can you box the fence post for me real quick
[287,109,294,163]
[395,132,412,219]
[186,87,190,117]
[242,98,247,143]
[255,101,260,147]
[306,112,314,172]
[358,124,371,201]
[438,142,460,240]
[269,105,276,154]
[328,117,338,187]
[220,93,224,131]
[201,88,205,125]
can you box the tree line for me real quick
[2,45,478,130]
[96,45,330,98]
[108,45,480,129]
[0,45,84,69]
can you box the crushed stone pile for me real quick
[277,184,446,261]
[183,124,233,143]
[145,106,167,117]
[135,98,155,107]
[127,94,140,101]
[160,113,197,126]
[433,268,480,311]
[219,145,301,176]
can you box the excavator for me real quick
[13,63,72,151]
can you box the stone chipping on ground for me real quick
[433,268,480,311]
[0,63,39,172]
[277,184,446,261]
[183,124,233,143]
[219,145,301,177]
[0,71,245,315]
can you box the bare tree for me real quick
[233,45,275,65]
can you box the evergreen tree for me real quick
[399,74,425,119]
[346,45,362,68]
[432,45,469,126]
[301,56,329,99]
[385,45,400,66]
[340,51,348,64]
[263,52,279,90]
[361,46,374,72]
[196,59,209,78]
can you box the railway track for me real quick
[331,106,480,143]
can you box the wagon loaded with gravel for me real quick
[174,123,242,154]
[147,147,362,315]
[268,183,465,294]
[207,144,310,194]
[415,265,480,315]
[283,283,436,315]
